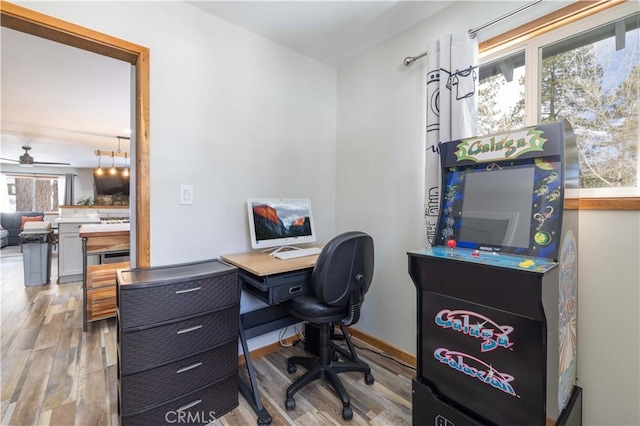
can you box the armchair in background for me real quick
[0,226,7,248]
[283,231,375,420]
[0,211,44,246]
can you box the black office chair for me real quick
[283,231,375,420]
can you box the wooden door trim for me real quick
[1,1,150,267]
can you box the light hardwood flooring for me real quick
[0,246,414,425]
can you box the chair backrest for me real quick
[312,231,374,309]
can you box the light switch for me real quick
[180,185,193,205]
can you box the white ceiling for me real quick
[188,1,454,67]
[0,27,132,169]
[0,1,454,169]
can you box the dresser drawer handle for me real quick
[176,399,202,412]
[175,287,201,294]
[289,285,302,294]
[176,362,202,374]
[176,325,203,334]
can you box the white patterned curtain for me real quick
[424,32,478,246]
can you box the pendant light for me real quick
[109,151,117,175]
[122,153,130,177]
[95,154,104,175]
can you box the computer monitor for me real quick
[247,198,316,250]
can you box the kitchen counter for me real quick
[79,223,130,237]
[79,223,130,254]
[56,217,101,224]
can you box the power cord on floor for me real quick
[348,341,416,371]
[331,328,416,371]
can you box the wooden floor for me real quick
[0,246,414,425]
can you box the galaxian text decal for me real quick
[434,348,518,397]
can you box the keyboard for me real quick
[273,247,322,260]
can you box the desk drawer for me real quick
[240,268,313,305]
[121,373,238,426]
[120,307,237,374]
[120,339,237,415]
[119,269,238,329]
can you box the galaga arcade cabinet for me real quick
[408,120,582,426]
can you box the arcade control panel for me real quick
[412,243,556,273]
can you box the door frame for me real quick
[1,1,150,267]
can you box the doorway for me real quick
[1,2,150,267]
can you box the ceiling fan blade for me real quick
[33,161,71,166]
[3,146,70,166]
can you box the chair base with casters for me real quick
[285,321,374,420]
[283,231,375,421]
[330,323,371,368]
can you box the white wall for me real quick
[578,210,639,425]
[68,168,93,204]
[21,1,337,350]
[337,0,532,362]
[336,2,639,426]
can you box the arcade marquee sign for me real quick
[454,128,548,163]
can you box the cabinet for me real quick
[58,222,97,283]
[86,261,129,324]
[80,223,130,331]
[116,259,239,426]
[408,249,582,425]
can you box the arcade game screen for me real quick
[457,165,535,249]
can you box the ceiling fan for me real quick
[1,146,70,166]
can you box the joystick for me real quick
[446,239,457,254]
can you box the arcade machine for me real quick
[408,120,582,426]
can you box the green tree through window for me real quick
[478,6,639,195]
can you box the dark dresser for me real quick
[116,259,239,426]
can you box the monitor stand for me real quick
[263,246,301,257]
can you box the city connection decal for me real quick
[435,309,514,352]
[454,128,548,163]
[433,348,518,397]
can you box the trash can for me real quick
[20,221,53,286]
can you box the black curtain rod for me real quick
[403,0,544,67]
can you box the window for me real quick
[1,175,59,212]
[478,51,526,135]
[478,2,639,199]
